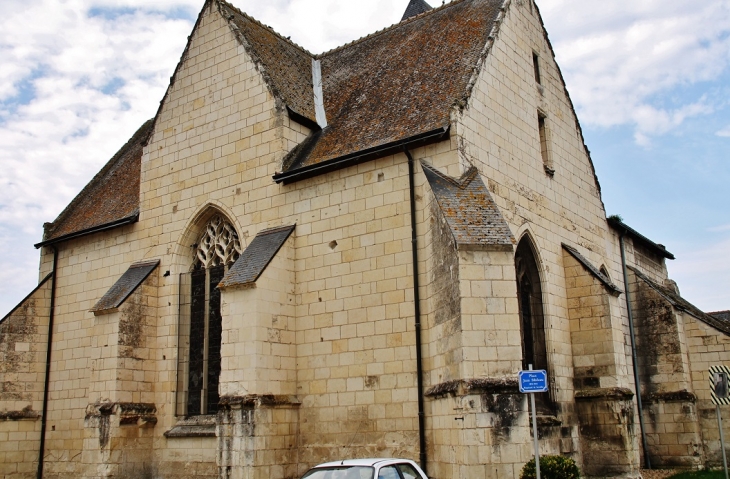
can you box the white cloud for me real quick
[0,0,728,316]
[0,0,195,315]
[540,0,730,143]
[670,235,730,312]
[718,125,730,137]
[0,0,418,315]
[230,0,413,53]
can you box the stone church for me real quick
[1,0,729,477]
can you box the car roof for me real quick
[314,458,418,468]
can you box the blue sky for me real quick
[0,0,728,316]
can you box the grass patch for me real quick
[668,471,727,479]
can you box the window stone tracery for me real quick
[194,215,242,268]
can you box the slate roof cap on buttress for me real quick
[38,120,153,246]
[562,243,622,296]
[629,266,730,335]
[422,163,514,250]
[218,225,295,289]
[91,260,160,314]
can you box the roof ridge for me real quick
[318,0,468,58]
[216,0,315,57]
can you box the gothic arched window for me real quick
[515,236,552,410]
[179,214,241,416]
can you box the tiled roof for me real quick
[608,217,675,260]
[423,163,514,250]
[219,1,316,125]
[218,225,295,289]
[279,0,505,177]
[90,260,160,314]
[710,311,730,323]
[39,120,153,245]
[402,0,434,21]
[562,244,622,296]
[630,266,730,335]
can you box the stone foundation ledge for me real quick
[641,390,696,404]
[85,401,157,427]
[0,405,40,420]
[575,387,634,401]
[424,377,519,398]
[165,414,216,437]
[218,394,301,409]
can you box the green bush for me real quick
[519,455,581,479]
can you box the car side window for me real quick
[377,466,400,479]
[396,464,421,479]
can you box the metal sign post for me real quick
[520,365,548,479]
[711,366,730,479]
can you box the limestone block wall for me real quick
[291,153,423,465]
[138,1,307,475]
[563,251,626,389]
[454,0,637,472]
[0,275,51,478]
[81,272,159,479]
[219,234,296,397]
[423,194,463,385]
[683,314,730,466]
[32,221,157,479]
[427,385,530,479]
[457,0,624,409]
[217,398,300,479]
[457,249,522,380]
[574,392,639,477]
[628,271,702,468]
[156,437,218,479]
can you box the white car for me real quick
[300,458,429,479]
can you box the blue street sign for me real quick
[519,370,548,393]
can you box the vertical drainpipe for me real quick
[404,147,427,473]
[37,245,58,479]
[619,232,651,470]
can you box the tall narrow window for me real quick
[178,214,241,416]
[538,111,554,176]
[515,236,553,412]
[532,52,541,85]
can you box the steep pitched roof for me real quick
[608,217,675,260]
[423,163,514,250]
[402,0,434,21]
[276,0,505,181]
[630,266,730,335]
[37,120,153,247]
[218,0,316,125]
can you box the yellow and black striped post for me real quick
[710,366,730,479]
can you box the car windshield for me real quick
[301,466,374,479]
